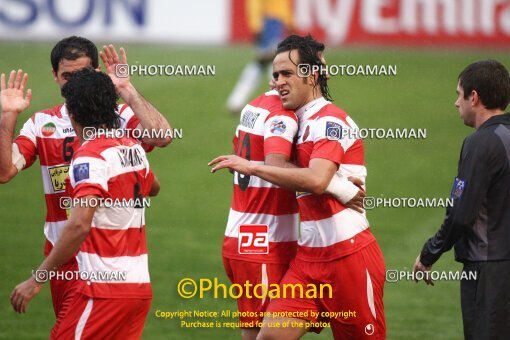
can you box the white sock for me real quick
[226,61,263,113]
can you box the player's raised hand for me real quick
[100,44,130,91]
[412,254,434,286]
[10,277,43,313]
[0,69,32,115]
[209,155,254,175]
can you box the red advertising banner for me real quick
[231,0,510,48]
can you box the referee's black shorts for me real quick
[461,260,510,340]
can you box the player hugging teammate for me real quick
[211,35,386,340]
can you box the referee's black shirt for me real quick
[421,113,510,266]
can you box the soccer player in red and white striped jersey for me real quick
[211,35,385,339]
[223,90,300,339]
[0,36,171,325]
[11,68,159,339]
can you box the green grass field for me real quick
[0,42,508,339]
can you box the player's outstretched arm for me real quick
[0,70,32,183]
[265,153,365,212]
[100,44,172,147]
[265,153,297,169]
[39,201,96,271]
[209,155,337,194]
[10,199,96,313]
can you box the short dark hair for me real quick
[458,60,510,110]
[51,36,98,73]
[62,68,121,129]
[276,35,332,101]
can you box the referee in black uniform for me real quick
[413,60,510,339]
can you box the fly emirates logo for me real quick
[295,0,510,43]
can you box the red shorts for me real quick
[49,256,80,336]
[223,257,289,326]
[51,293,151,339]
[266,241,386,339]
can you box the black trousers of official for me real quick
[461,261,510,340]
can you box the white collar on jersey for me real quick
[296,97,329,120]
[61,104,69,117]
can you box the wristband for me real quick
[325,174,360,203]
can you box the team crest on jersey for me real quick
[41,122,56,137]
[270,120,286,135]
[326,121,342,140]
[48,165,70,192]
[451,177,466,199]
[73,163,90,182]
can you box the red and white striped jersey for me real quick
[223,90,299,264]
[295,97,375,262]
[69,136,154,299]
[13,103,149,256]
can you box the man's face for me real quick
[53,57,93,88]
[273,50,314,111]
[455,82,475,127]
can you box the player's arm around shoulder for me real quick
[210,112,340,193]
[305,158,339,195]
[210,152,338,194]
[0,70,32,183]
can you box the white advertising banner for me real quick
[0,0,229,44]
